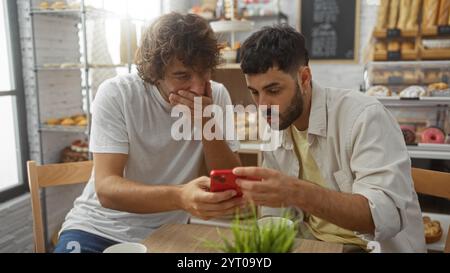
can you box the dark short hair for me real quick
[136,12,220,84]
[240,25,309,75]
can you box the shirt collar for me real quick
[280,81,328,150]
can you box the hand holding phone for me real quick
[210,170,259,197]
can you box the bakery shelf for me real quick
[408,148,450,160]
[40,124,88,134]
[420,46,450,60]
[372,28,419,38]
[376,97,450,107]
[30,7,121,20]
[35,64,128,71]
[217,63,242,69]
[210,20,254,33]
[422,27,450,37]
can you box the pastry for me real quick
[406,0,422,29]
[428,82,449,90]
[422,0,439,28]
[51,1,67,10]
[401,125,416,144]
[367,85,392,97]
[375,42,387,51]
[438,0,450,25]
[397,0,412,30]
[39,1,50,10]
[401,41,415,51]
[77,119,88,126]
[425,71,440,82]
[403,71,417,82]
[388,41,401,51]
[399,85,427,97]
[377,0,390,29]
[46,118,60,125]
[423,216,443,244]
[388,0,400,28]
[421,127,446,144]
[428,82,450,96]
[60,118,76,126]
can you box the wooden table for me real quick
[143,224,343,253]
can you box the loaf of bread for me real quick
[422,0,440,28]
[388,0,400,28]
[398,0,412,29]
[402,41,415,51]
[377,0,390,29]
[388,41,401,51]
[406,0,422,29]
[438,0,450,25]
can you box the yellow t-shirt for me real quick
[291,126,367,248]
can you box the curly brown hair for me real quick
[135,12,220,85]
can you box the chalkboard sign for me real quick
[300,0,360,62]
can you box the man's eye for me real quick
[177,75,191,81]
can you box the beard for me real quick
[276,82,304,130]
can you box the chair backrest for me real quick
[411,168,450,200]
[27,160,93,253]
[411,168,450,253]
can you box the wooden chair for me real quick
[411,168,450,253]
[27,160,93,253]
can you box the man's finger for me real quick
[205,81,212,99]
[196,197,244,212]
[177,90,196,101]
[197,189,238,204]
[170,94,194,108]
[233,167,274,179]
[236,179,266,193]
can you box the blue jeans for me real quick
[54,229,119,253]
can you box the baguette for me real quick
[438,0,450,25]
[406,0,422,29]
[422,0,439,28]
[398,0,412,29]
[376,0,390,29]
[388,0,400,28]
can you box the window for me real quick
[0,0,29,202]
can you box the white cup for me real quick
[257,217,294,228]
[103,242,147,253]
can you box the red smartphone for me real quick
[210,170,259,197]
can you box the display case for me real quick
[364,61,450,93]
[364,61,450,160]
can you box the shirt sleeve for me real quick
[89,79,129,154]
[211,82,240,152]
[350,103,414,242]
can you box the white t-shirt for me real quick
[60,73,239,243]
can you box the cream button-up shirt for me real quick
[261,82,426,253]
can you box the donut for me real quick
[421,127,446,144]
[401,126,416,145]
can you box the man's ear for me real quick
[297,66,312,89]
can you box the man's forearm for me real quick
[96,175,183,214]
[202,138,242,171]
[290,180,375,234]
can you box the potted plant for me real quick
[200,207,299,253]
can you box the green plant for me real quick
[200,206,299,253]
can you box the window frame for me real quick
[0,0,30,203]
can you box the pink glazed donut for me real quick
[421,127,446,144]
